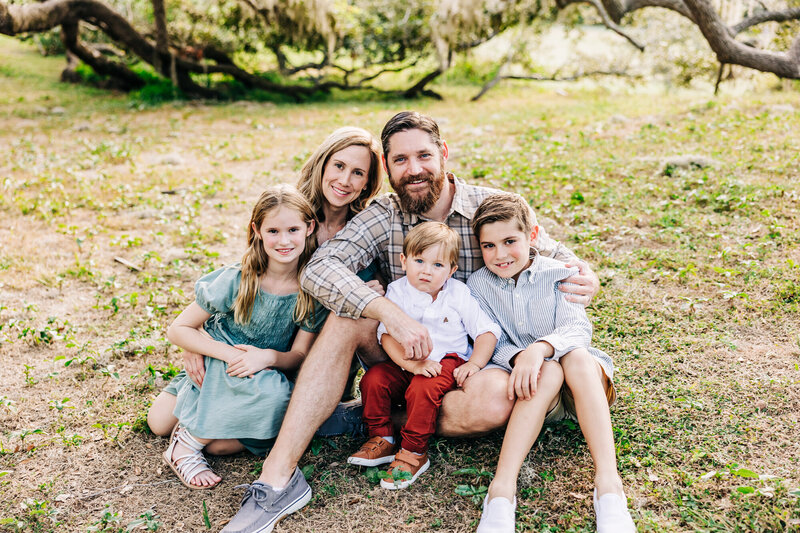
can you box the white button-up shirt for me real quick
[377,277,501,363]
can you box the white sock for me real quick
[382,436,395,444]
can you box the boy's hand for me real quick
[407,359,442,377]
[365,279,386,296]
[227,345,277,378]
[454,361,481,387]
[508,347,544,401]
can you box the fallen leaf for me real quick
[569,492,588,499]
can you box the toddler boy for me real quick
[348,222,501,489]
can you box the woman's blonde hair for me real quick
[297,127,382,222]
[234,184,318,327]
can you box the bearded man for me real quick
[222,111,600,532]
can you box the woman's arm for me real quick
[167,302,244,363]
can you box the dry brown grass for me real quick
[2,35,799,532]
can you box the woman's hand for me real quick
[226,345,277,378]
[454,361,481,387]
[560,260,600,307]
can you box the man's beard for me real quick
[391,168,445,214]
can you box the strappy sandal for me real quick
[162,424,219,489]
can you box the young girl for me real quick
[147,184,325,489]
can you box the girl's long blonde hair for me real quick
[297,127,382,222]
[234,184,318,327]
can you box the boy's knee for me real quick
[561,348,603,384]
[540,360,565,386]
[561,348,594,370]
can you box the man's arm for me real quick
[367,295,432,360]
[527,203,599,305]
[300,202,390,318]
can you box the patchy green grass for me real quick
[1,35,799,532]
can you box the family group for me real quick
[145,111,636,533]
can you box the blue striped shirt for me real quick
[466,252,614,380]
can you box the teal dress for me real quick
[164,264,326,454]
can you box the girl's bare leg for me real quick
[206,439,246,455]
[147,391,178,436]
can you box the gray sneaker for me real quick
[221,467,311,533]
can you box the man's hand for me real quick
[406,358,442,377]
[226,345,277,378]
[560,260,600,307]
[383,310,433,361]
[183,350,206,387]
[453,361,481,387]
[508,348,544,401]
[365,279,385,296]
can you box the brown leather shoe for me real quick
[347,436,396,467]
[380,448,430,490]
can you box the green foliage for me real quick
[441,59,501,86]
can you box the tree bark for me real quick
[682,0,800,78]
[151,0,167,77]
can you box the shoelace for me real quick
[234,483,272,507]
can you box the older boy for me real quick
[467,194,634,533]
[348,222,500,489]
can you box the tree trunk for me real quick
[151,0,167,76]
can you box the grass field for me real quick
[1,34,799,532]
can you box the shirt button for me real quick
[518,321,523,326]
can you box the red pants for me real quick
[359,354,464,454]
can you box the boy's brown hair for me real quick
[471,194,535,239]
[403,222,460,267]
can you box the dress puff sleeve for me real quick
[194,264,242,315]
[297,299,330,333]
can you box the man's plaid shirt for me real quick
[301,174,578,319]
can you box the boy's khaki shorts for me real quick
[544,364,616,424]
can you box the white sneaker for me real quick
[593,489,635,533]
[476,494,516,533]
